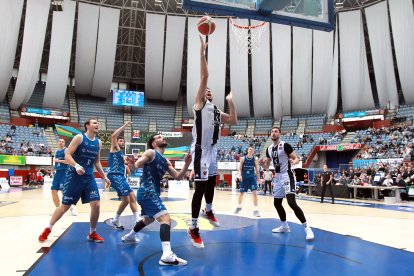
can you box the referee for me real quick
[320,165,334,204]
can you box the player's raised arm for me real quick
[167,153,192,180]
[111,121,131,152]
[220,91,238,125]
[195,35,208,110]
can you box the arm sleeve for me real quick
[284,143,294,155]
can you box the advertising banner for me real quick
[26,156,52,166]
[0,155,26,165]
[10,176,23,186]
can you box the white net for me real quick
[230,18,268,54]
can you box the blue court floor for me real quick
[27,214,414,276]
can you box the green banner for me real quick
[0,155,26,165]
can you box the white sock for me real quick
[254,206,258,211]
[70,205,75,210]
[90,227,96,234]
[303,222,308,228]
[161,241,172,256]
[127,229,136,238]
[133,212,140,221]
[48,224,54,230]
[205,203,212,212]
[238,205,242,208]
[191,218,198,229]
[281,221,288,227]
[114,213,120,220]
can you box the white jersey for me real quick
[192,100,221,148]
[266,141,295,174]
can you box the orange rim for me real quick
[229,17,267,29]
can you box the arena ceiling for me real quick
[12,0,392,84]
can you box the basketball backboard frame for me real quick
[182,0,335,31]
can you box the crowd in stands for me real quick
[313,161,413,200]
[217,135,266,161]
[0,124,52,156]
[353,125,414,161]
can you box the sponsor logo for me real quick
[89,190,99,199]
[63,196,73,200]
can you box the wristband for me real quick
[74,164,82,170]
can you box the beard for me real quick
[271,137,278,141]
[158,141,168,148]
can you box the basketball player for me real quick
[38,119,110,243]
[234,146,260,217]
[121,134,191,266]
[108,121,140,230]
[262,127,314,241]
[51,138,77,216]
[188,36,238,248]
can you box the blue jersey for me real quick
[72,133,100,175]
[54,148,68,171]
[140,150,167,195]
[242,156,256,179]
[108,150,125,175]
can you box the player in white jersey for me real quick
[262,127,314,241]
[188,36,238,248]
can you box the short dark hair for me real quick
[147,134,158,149]
[271,126,281,132]
[84,118,97,131]
[117,137,124,141]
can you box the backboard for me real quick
[182,0,335,31]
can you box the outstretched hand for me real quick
[184,153,192,165]
[225,91,233,101]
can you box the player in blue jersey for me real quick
[107,121,140,230]
[39,119,110,243]
[121,134,191,266]
[234,146,261,217]
[51,138,77,216]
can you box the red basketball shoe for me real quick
[188,227,204,248]
[87,231,104,243]
[202,209,220,227]
[38,228,51,242]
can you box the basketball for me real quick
[197,16,216,36]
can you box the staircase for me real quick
[297,119,306,134]
[174,93,183,129]
[341,131,355,144]
[67,86,79,124]
[246,119,255,137]
[123,106,132,141]
[45,128,59,152]
[149,120,157,133]
[6,83,19,119]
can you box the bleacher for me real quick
[281,118,298,132]
[396,104,414,121]
[255,118,273,135]
[230,119,248,134]
[27,82,70,111]
[76,93,124,130]
[0,99,10,123]
[304,114,326,130]
[0,124,49,155]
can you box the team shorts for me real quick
[137,188,167,219]
[107,174,133,197]
[239,177,258,193]
[272,172,296,198]
[191,144,218,181]
[51,170,66,191]
[62,171,100,205]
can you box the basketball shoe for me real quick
[188,227,204,248]
[159,252,187,266]
[305,226,315,241]
[121,234,140,244]
[202,209,220,227]
[109,218,125,230]
[272,225,291,233]
[38,228,51,242]
[87,231,104,243]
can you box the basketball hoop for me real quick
[229,17,268,54]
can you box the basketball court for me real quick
[0,186,413,275]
